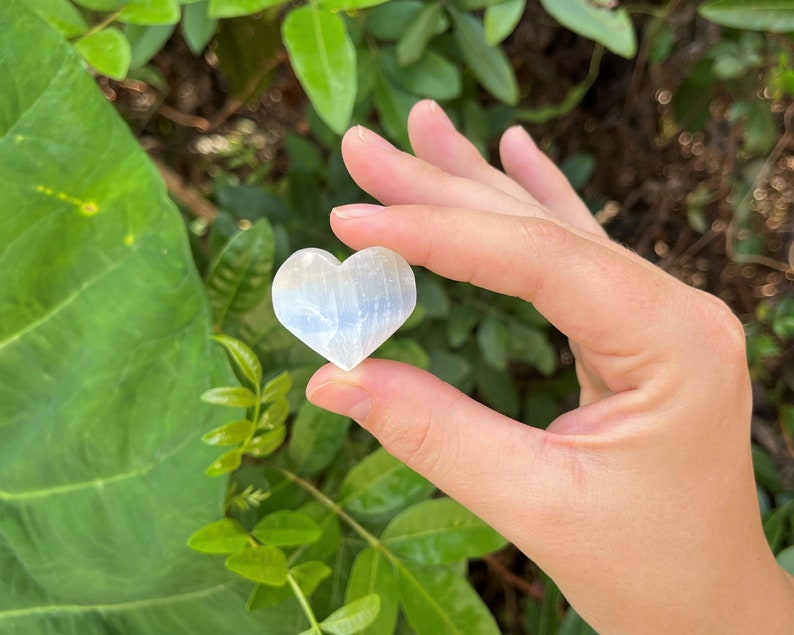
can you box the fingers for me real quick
[340,125,553,220]
[306,359,571,542]
[499,126,606,236]
[330,203,689,389]
[406,100,536,202]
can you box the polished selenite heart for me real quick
[271,247,416,371]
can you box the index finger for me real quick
[330,203,693,391]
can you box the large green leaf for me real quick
[345,547,399,635]
[0,3,280,633]
[338,448,434,519]
[282,6,356,135]
[699,0,794,32]
[396,561,501,634]
[381,498,508,564]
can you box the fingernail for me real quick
[356,126,396,152]
[429,100,455,131]
[308,382,371,423]
[332,204,386,219]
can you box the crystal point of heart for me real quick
[271,247,416,371]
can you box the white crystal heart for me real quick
[271,247,416,371]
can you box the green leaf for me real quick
[776,545,794,576]
[187,518,250,553]
[206,218,274,328]
[118,0,181,24]
[125,23,177,68]
[226,544,289,585]
[373,72,416,149]
[560,152,596,191]
[699,0,794,32]
[339,448,434,519]
[319,0,391,11]
[381,48,461,100]
[0,3,270,631]
[367,0,447,41]
[247,560,332,610]
[202,418,255,445]
[28,0,87,37]
[484,0,525,45]
[557,607,598,634]
[212,334,263,389]
[261,370,292,403]
[450,9,518,105]
[538,0,636,58]
[245,425,287,457]
[476,315,509,370]
[206,447,244,475]
[396,2,445,66]
[201,385,258,408]
[252,510,322,546]
[346,547,399,635]
[446,303,480,348]
[258,396,290,430]
[209,0,288,17]
[288,402,352,475]
[182,0,217,54]
[382,498,507,564]
[73,0,124,9]
[282,6,356,135]
[74,27,132,80]
[318,594,381,634]
[397,561,501,634]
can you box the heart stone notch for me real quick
[271,247,416,371]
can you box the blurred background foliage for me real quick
[32,0,794,631]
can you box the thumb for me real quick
[306,359,575,544]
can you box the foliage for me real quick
[0,3,281,632]
[31,0,649,142]
[4,0,794,633]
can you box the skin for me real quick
[306,100,794,633]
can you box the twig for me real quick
[150,157,217,222]
[482,554,542,600]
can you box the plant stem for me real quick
[287,572,323,634]
[73,9,123,41]
[269,465,380,548]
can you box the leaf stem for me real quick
[268,465,379,548]
[287,572,323,634]
[74,9,123,41]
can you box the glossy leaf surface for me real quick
[282,6,356,134]
[539,0,636,58]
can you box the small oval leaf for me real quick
[187,518,250,553]
[282,6,356,134]
[74,27,131,80]
[251,510,322,546]
[202,419,255,446]
[206,447,243,476]
[244,425,286,457]
[200,386,258,408]
[212,334,263,389]
[319,593,381,635]
[225,544,288,586]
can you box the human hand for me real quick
[306,100,794,633]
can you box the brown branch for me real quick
[482,554,543,600]
[151,157,217,222]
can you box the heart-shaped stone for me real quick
[271,247,416,371]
